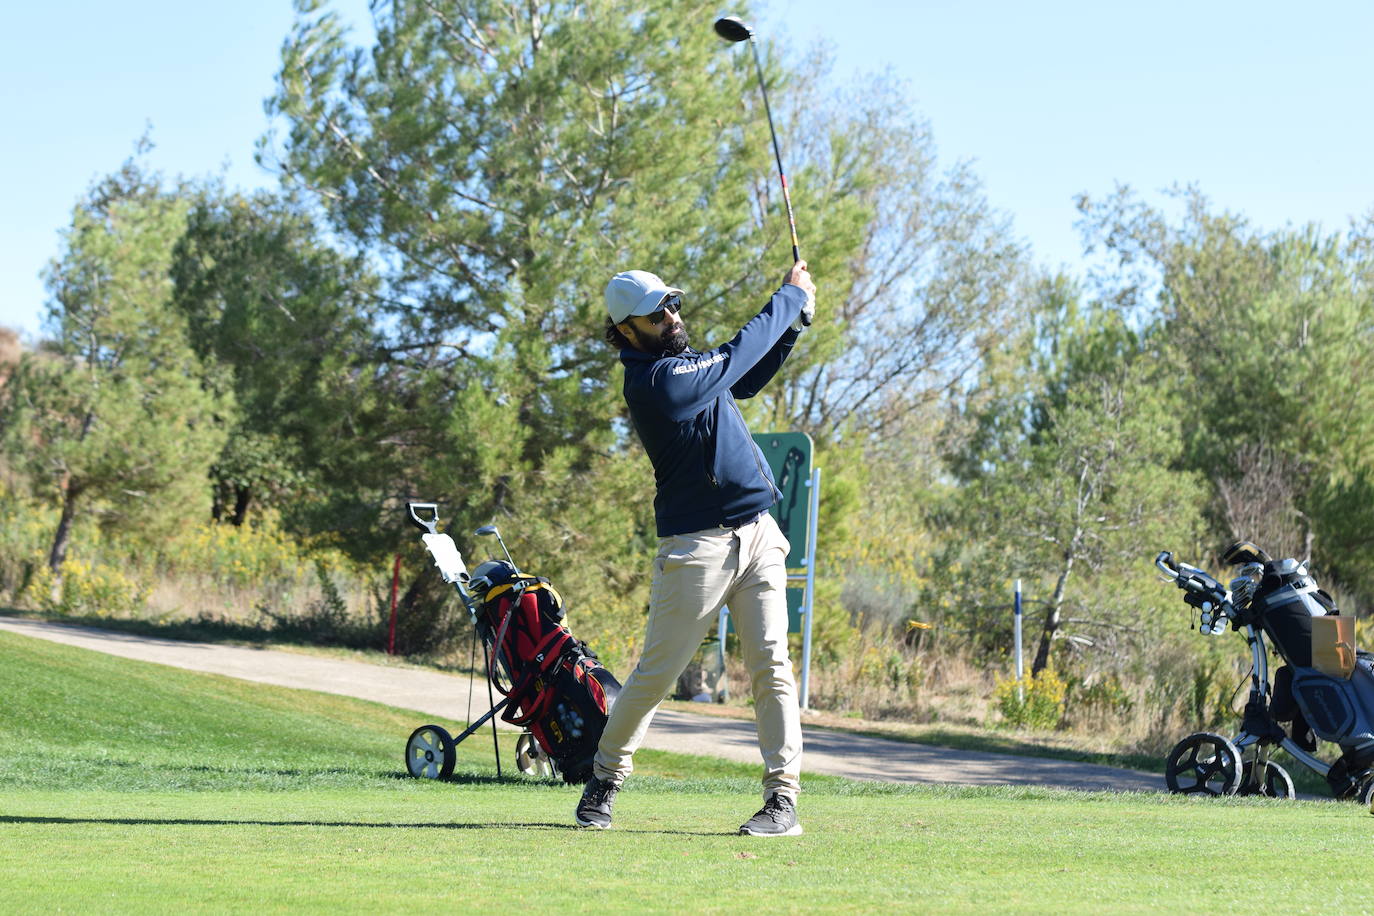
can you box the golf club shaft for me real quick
[748,38,800,263]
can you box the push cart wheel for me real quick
[406,724,456,780]
[1238,760,1296,799]
[1357,776,1374,810]
[1164,732,1243,796]
[515,731,555,778]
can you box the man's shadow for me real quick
[0,815,732,836]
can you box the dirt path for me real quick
[0,615,1162,793]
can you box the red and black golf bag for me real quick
[470,561,620,784]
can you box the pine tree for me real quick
[0,160,227,594]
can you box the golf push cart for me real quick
[401,502,619,784]
[1156,541,1374,802]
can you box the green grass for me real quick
[0,606,1176,772]
[2,629,1373,913]
[22,605,1323,792]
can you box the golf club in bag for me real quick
[1156,541,1374,802]
[402,503,620,784]
[715,14,803,267]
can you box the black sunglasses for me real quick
[645,295,681,325]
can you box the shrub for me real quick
[25,559,149,617]
[0,492,56,602]
[254,559,375,647]
[1064,672,1135,724]
[164,512,351,586]
[994,667,1067,730]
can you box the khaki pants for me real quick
[593,513,803,800]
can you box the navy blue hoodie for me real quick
[620,284,808,537]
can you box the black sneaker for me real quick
[575,776,618,829]
[739,793,802,837]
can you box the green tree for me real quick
[1077,188,1374,592]
[266,0,773,454]
[0,161,227,592]
[939,286,1203,674]
[170,188,384,528]
[766,68,1030,439]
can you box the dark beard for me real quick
[628,323,689,357]
[657,326,688,357]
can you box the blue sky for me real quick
[3,0,1371,338]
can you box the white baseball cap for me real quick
[604,270,684,324]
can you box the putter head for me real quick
[713,15,752,42]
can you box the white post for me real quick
[799,467,821,710]
[1014,578,1024,703]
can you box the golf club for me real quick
[475,524,518,571]
[713,14,801,263]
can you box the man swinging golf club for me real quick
[576,260,815,836]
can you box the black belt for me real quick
[719,511,765,530]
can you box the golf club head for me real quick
[474,523,518,571]
[1221,540,1271,566]
[713,15,752,42]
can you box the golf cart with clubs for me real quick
[1155,541,1374,801]
[402,502,619,784]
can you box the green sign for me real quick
[722,432,813,633]
[753,431,813,568]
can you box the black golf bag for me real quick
[1230,549,1374,789]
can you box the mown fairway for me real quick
[2,630,1372,914]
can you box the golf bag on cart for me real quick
[467,558,621,784]
[402,503,620,785]
[1157,540,1374,801]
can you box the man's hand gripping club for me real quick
[784,260,816,331]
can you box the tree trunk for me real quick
[1031,549,1076,676]
[48,410,96,598]
[47,476,81,601]
[230,484,252,527]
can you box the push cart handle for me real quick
[407,502,440,534]
[1155,551,1179,578]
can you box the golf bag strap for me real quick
[485,584,531,696]
[487,598,574,701]
[500,633,579,726]
[501,628,575,701]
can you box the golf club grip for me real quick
[779,175,800,262]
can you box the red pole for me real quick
[388,554,402,655]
